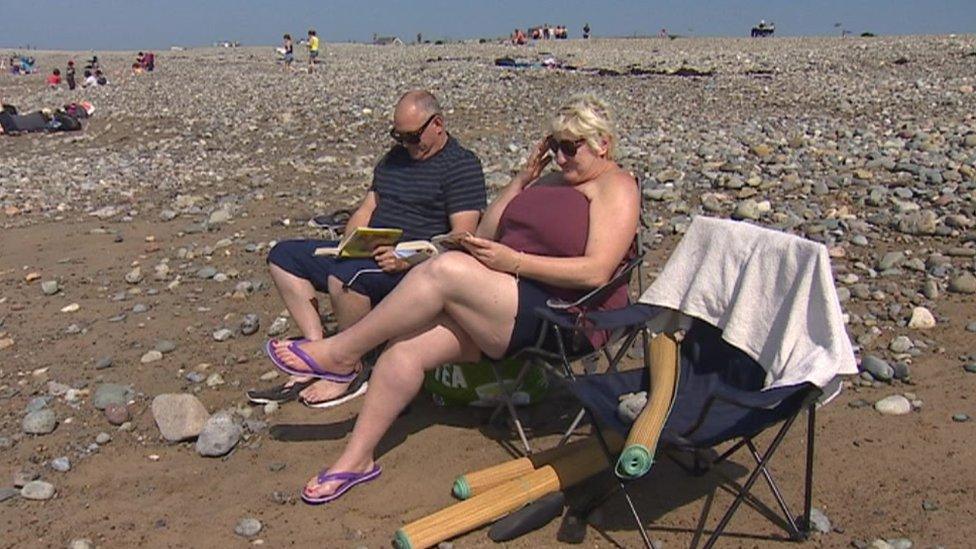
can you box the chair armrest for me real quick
[546,255,644,310]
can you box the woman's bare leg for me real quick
[303,314,482,499]
[271,252,518,374]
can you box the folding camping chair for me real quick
[497,216,857,547]
[486,183,651,453]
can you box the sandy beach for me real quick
[2,35,976,548]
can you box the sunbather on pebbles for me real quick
[266,94,640,504]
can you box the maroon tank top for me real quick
[496,184,632,349]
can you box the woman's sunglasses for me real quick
[389,114,438,145]
[546,135,587,157]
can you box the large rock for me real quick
[948,273,976,294]
[196,411,242,457]
[20,480,56,500]
[875,395,912,416]
[151,394,210,442]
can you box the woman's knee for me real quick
[423,251,481,287]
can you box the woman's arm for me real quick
[475,138,553,239]
[466,170,639,290]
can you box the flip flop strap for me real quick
[287,341,330,376]
[316,467,378,484]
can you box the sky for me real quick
[1,0,974,51]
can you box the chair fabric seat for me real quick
[566,318,815,448]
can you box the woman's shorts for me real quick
[284,53,294,64]
[267,239,405,306]
[504,278,594,357]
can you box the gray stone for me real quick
[50,456,71,472]
[208,208,232,225]
[131,303,149,314]
[808,507,832,534]
[26,396,51,412]
[23,409,57,435]
[95,356,114,370]
[964,364,976,374]
[922,280,939,300]
[948,273,976,294]
[41,280,60,295]
[886,539,914,549]
[151,394,210,442]
[92,383,134,410]
[952,413,970,422]
[861,355,894,381]
[155,340,177,354]
[732,199,761,221]
[892,362,911,380]
[196,266,218,279]
[196,411,242,457]
[966,322,976,332]
[875,395,912,416]
[0,487,19,503]
[95,432,112,445]
[124,267,143,284]
[877,251,904,270]
[240,314,260,336]
[21,480,56,500]
[234,517,262,537]
[267,316,289,337]
[889,336,913,353]
[68,540,95,549]
[212,328,233,342]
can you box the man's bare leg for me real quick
[268,263,326,387]
[299,275,373,403]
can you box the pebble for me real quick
[95,432,112,445]
[50,456,71,472]
[234,517,262,537]
[41,280,60,295]
[948,273,976,294]
[0,487,19,503]
[212,328,233,342]
[808,507,831,534]
[889,336,914,353]
[92,383,135,410]
[263,402,279,415]
[141,350,164,364]
[964,364,976,374]
[20,480,56,500]
[907,307,935,329]
[60,303,80,313]
[104,403,131,425]
[860,355,893,381]
[952,413,970,422]
[240,314,260,336]
[196,266,218,279]
[875,395,913,416]
[67,540,95,549]
[267,317,289,337]
[95,356,114,370]
[155,340,178,354]
[23,409,58,435]
[196,411,242,457]
[124,267,143,284]
[151,394,210,442]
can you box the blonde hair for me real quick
[549,93,618,160]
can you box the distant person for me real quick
[307,29,320,72]
[282,34,295,69]
[46,68,62,88]
[65,61,76,90]
[85,55,99,71]
[511,28,526,45]
[583,22,591,39]
[82,70,97,88]
[143,51,155,71]
[659,28,668,38]
[131,62,144,75]
[95,69,108,86]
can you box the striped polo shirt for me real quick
[369,136,487,241]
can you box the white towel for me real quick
[639,216,857,391]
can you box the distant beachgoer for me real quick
[66,61,76,90]
[307,29,320,72]
[46,68,62,88]
[283,34,294,69]
[95,69,108,86]
[143,51,155,71]
[583,23,591,39]
[85,55,99,71]
[82,70,97,88]
[132,62,144,75]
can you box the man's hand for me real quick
[373,245,410,273]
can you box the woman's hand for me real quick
[512,138,553,189]
[462,236,520,274]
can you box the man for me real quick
[307,29,319,72]
[252,90,487,408]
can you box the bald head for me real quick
[395,90,441,121]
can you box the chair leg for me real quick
[488,361,533,454]
[800,403,816,540]
[701,410,801,549]
[745,440,802,539]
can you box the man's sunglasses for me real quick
[390,114,438,145]
[546,135,588,157]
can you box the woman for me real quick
[268,93,639,503]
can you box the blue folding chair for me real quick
[562,309,820,548]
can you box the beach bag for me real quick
[424,358,549,407]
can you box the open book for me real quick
[313,227,404,258]
[313,229,470,266]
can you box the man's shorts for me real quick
[267,239,405,306]
[309,50,319,60]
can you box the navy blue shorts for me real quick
[267,239,405,306]
[504,278,593,357]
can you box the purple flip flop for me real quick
[265,339,357,383]
[301,465,382,504]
